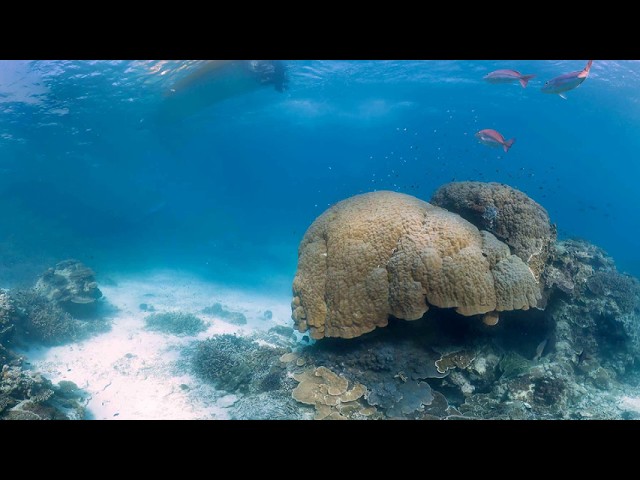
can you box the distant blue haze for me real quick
[0,60,638,294]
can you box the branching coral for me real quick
[144,311,208,336]
[193,334,286,394]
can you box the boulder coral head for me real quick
[430,182,556,282]
[34,259,102,314]
[292,191,541,339]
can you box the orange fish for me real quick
[475,129,515,153]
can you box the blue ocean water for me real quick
[1,60,639,294]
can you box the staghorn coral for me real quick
[431,181,556,280]
[229,390,308,420]
[10,289,109,345]
[292,190,540,339]
[144,311,208,336]
[192,334,286,394]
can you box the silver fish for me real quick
[484,69,536,88]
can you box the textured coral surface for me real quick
[292,191,540,339]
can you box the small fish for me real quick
[533,338,548,361]
[475,129,515,153]
[484,69,536,88]
[541,60,593,99]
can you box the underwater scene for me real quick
[1,59,640,420]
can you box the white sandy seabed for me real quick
[19,270,294,420]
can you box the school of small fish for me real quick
[477,60,593,153]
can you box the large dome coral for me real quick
[430,182,556,281]
[291,191,541,339]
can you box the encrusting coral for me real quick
[292,190,540,339]
[291,366,370,419]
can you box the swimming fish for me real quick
[483,69,536,88]
[541,60,593,99]
[475,129,515,153]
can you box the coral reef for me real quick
[0,260,105,420]
[228,390,309,420]
[291,366,369,420]
[9,289,109,345]
[202,303,247,325]
[192,334,287,394]
[0,290,17,344]
[286,235,640,419]
[365,378,432,418]
[144,311,208,336]
[543,239,613,298]
[0,346,86,420]
[431,181,556,280]
[0,260,111,346]
[292,190,541,340]
[34,259,103,317]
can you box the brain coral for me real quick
[292,191,541,339]
[430,182,556,280]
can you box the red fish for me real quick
[483,69,536,88]
[475,129,515,153]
